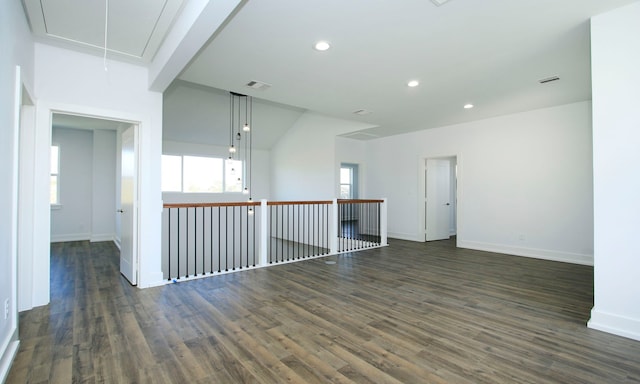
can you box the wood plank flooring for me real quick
[7,239,640,383]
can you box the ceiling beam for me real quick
[148,0,245,92]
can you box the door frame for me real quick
[339,163,360,199]
[36,102,142,304]
[418,154,461,244]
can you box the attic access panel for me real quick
[23,0,184,61]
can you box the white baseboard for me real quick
[387,232,422,242]
[588,308,640,342]
[90,233,115,243]
[113,237,121,250]
[51,233,119,244]
[0,330,19,384]
[50,233,91,243]
[139,271,166,289]
[457,239,593,266]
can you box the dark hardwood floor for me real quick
[7,239,640,383]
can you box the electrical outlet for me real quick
[4,299,8,320]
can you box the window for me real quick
[225,159,243,192]
[340,164,358,199]
[340,167,352,199]
[161,155,182,192]
[184,156,223,192]
[161,154,243,193]
[50,145,60,204]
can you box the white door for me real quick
[120,126,137,285]
[425,159,451,241]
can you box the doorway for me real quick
[421,156,457,242]
[339,163,359,237]
[48,113,139,285]
[340,163,359,199]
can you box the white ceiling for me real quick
[180,0,636,138]
[22,0,185,63]
[22,0,638,142]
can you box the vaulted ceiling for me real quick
[22,0,638,142]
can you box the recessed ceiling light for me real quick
[314,41,331,51]
[407,80,420,87]
[464,103,474,109]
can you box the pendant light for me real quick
[229,92,254,212]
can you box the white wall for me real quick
[25,43,164,311]
[0,0,34,380]
[589,2,640,341]
[162,140,271,203]
[271,112,375,200]
[49,127,117,242]
[163,81,305,149]
[50,127,93,241]
[366,101,594,265]
[92,129,117,242]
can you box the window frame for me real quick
[340,163,359,199]
[161,153,244,194]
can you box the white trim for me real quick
[90,233,116,243]
[387,232,422,242]
[50,233,92,243]
[0,337,19,384]
[418,153,461,244]
[457,239,593,265]
[2,65,22,384]
[17,81,35,312]
[588,308,640,342]
[142,272,166,288]
[29,100,150,309]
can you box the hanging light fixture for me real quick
[228,93,236,156]
[229,92,254,211]
[247,95,254,214]
[242,107,249,196]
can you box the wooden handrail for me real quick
[337,199,384,204]
[267,200,332,206]
[163,201,261,208]
[163,199,384,209]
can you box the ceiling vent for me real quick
[245,80,271,91]
[430,0,453,6]
[539,76,560,84]
[342,131,379,140]
[353,109,373,116]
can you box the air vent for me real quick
[353,109,372,116]
[342,131,379,140]
[539,76,560,84]
[245,80,271,91]
[431,0,453,6]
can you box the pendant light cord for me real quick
[249,96,252,200]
